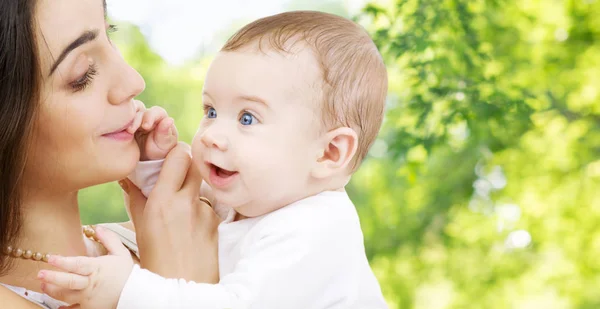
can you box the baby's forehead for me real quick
[210,47,324,104]
[240,44,321,80]
[267,48,323,100]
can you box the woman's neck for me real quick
[20,190,88,256]
[0,189,101,293]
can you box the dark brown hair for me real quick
[0,0,41,275]
[222,11,388,170]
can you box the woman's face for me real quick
[26,0,145,191]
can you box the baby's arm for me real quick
[37,230,239,309]
[127,160,164,198]
[117,217,361,309]
[37,227,135,309]
[38,209,363,309]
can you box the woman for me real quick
[0,0,220,307]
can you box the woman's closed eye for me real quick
[68,24,118,93]
[70,63,98,92]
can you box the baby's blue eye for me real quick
[207,107,217,118]
[239,112,256,125]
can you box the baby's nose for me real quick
[200,128,229,151]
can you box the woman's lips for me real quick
[102,119,135,141]
[102,130,134,141]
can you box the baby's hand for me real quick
[129,101,178,161]
[37,227,134,309]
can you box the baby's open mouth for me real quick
[208,163,239,188]
[213,164,237,177]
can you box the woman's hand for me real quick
[119,142,220,283]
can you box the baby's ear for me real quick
[310,127,358,179]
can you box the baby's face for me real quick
[192,47,325,217]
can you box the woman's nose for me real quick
[107,51,146,105]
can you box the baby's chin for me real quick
[213,203,231,220]
[214,194,264,218]
[212,191,242,210]
[233,202,279,219]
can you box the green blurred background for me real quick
[81,0,600,308]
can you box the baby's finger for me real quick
[126,110,144,134]
[47,255,96,276]
[133,99,146,113]
[171,122,179,139]
[95,226,131,257]
[38,270,89,290]
[141,106,168,131]
[41,283,83,306]
[156,117,174,135]
[153,117,176,150]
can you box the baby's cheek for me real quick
[190,132,204,159]
[190,137,210,177]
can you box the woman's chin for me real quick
[97,145,140,183]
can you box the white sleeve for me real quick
[117,264,242,309]
[126,160,164,197]
[116,221,357,309]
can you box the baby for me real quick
[40,11,389,309]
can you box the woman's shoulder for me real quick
[0,285,44,308]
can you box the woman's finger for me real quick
[38,270,89,290]
[150,142,192,196]
[126,110,145,134]
[181,159,203,198]
[47,256,96,276]
[120,179,147,231]
[95,226,131,257]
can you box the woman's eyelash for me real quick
[106,24,118,43]
[69,24,114,93]
[107,24,118,35]
[70,64,98,92]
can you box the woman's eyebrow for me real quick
[49,30,99,76]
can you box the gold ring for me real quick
[198,196,212,208]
